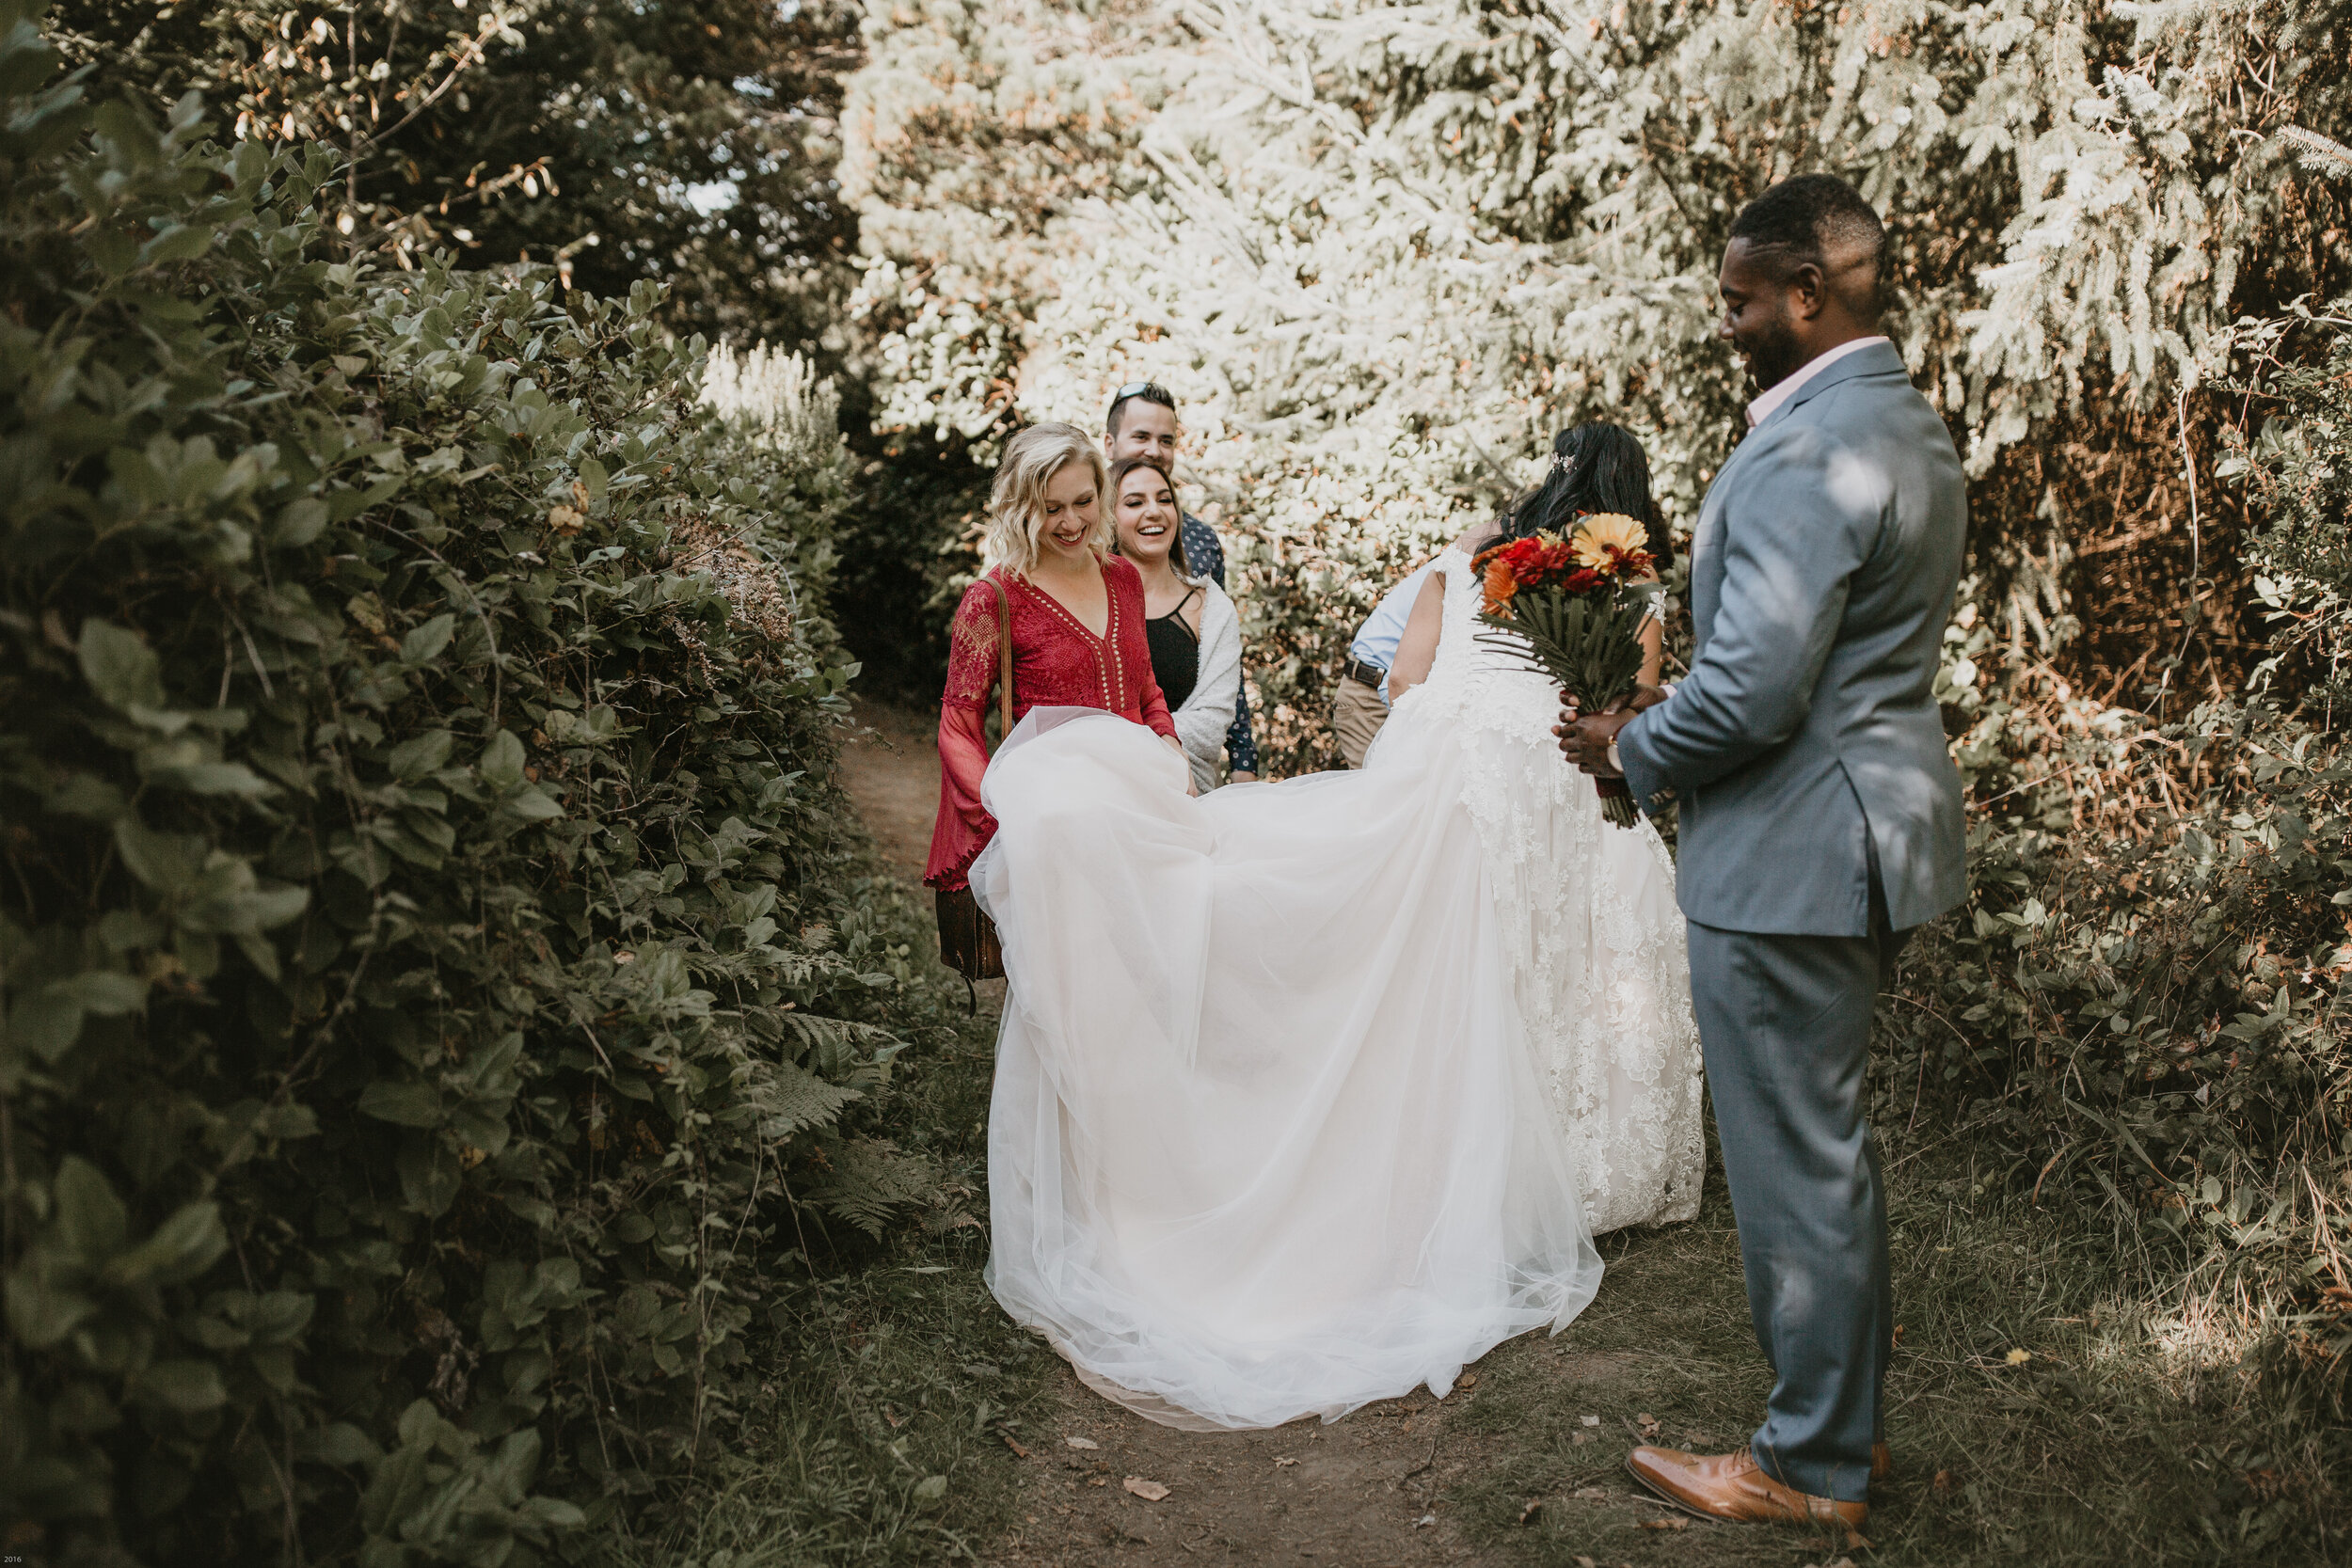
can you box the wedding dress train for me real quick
[971,546,1702,1430]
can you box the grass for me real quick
[610,871,1053,1566]
[1448,1134,2350,1567]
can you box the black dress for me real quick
[1144,585,1201,712]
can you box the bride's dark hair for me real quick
[1473,421,1670,570]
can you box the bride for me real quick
[960,420,1702,1431]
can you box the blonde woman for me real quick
[1108,456,1241,794]
[923,422,1186,894]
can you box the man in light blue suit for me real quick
[1560,175,1967,1537]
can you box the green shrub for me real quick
[1883,299,2352,1405]
[0,10,930,1561]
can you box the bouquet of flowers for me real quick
[1472,513,1661,829]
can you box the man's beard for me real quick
[1739,314,1806,393]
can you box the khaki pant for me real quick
[1331,675,1389,768]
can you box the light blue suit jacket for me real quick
[1616,341,1967,936]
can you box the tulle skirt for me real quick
[971,706,1603,1430]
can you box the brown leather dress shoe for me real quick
[1627,1445,1869,1538]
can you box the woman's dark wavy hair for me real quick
[1474,421,1669,570]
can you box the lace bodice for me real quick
[1392,545,1704,1233]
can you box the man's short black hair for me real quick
[1106,381,1178,436]
[1728,174,1884,305]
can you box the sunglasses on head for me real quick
[1106,382,1177,423]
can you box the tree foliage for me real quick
[0,8,931,1560]
[47,0,865,349]
[840,0,2349,766]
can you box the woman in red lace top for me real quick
[925,422,1185,891]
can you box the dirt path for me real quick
[835,700,1845,1568]
[837,697,946,883]
[993,1381,1506,1567]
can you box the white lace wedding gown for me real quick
[970,546,1702,1431]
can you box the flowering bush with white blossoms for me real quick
[841,0,2339,773]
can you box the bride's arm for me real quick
[1639,611,1663,689]
[1384,571,1447,703]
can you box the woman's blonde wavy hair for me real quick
[985,422,1110,577]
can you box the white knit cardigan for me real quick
[1170,578,1241,793]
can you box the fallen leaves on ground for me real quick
[1573,1485,1608,1500]
[1635,1411,1661,1438]
[1518,1498,1544,1524]
[1122,1477,1170,1501]
[1272,1456,1297,1467]
[1580,1413,1601,1427]
[1000,1432,1031,1459]
[1639,1516,1690,1531]
[1065,1435,1099,1449]
[2006,1347,2033,1366]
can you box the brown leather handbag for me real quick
[935,573,1011,985]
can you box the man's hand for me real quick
[1556,709,1633,775]
[1557,683,1670,724]
[1553,685,1669,776]
[1229,770,1259,785]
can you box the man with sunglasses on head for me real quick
[1104,383,1260,784]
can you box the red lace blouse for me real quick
[925,554,1178,890]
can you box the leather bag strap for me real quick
[987,572,1013,754]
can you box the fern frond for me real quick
[743,1058,862,1141]
[810,1137,938,1238]
[776,1013,899,1051]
